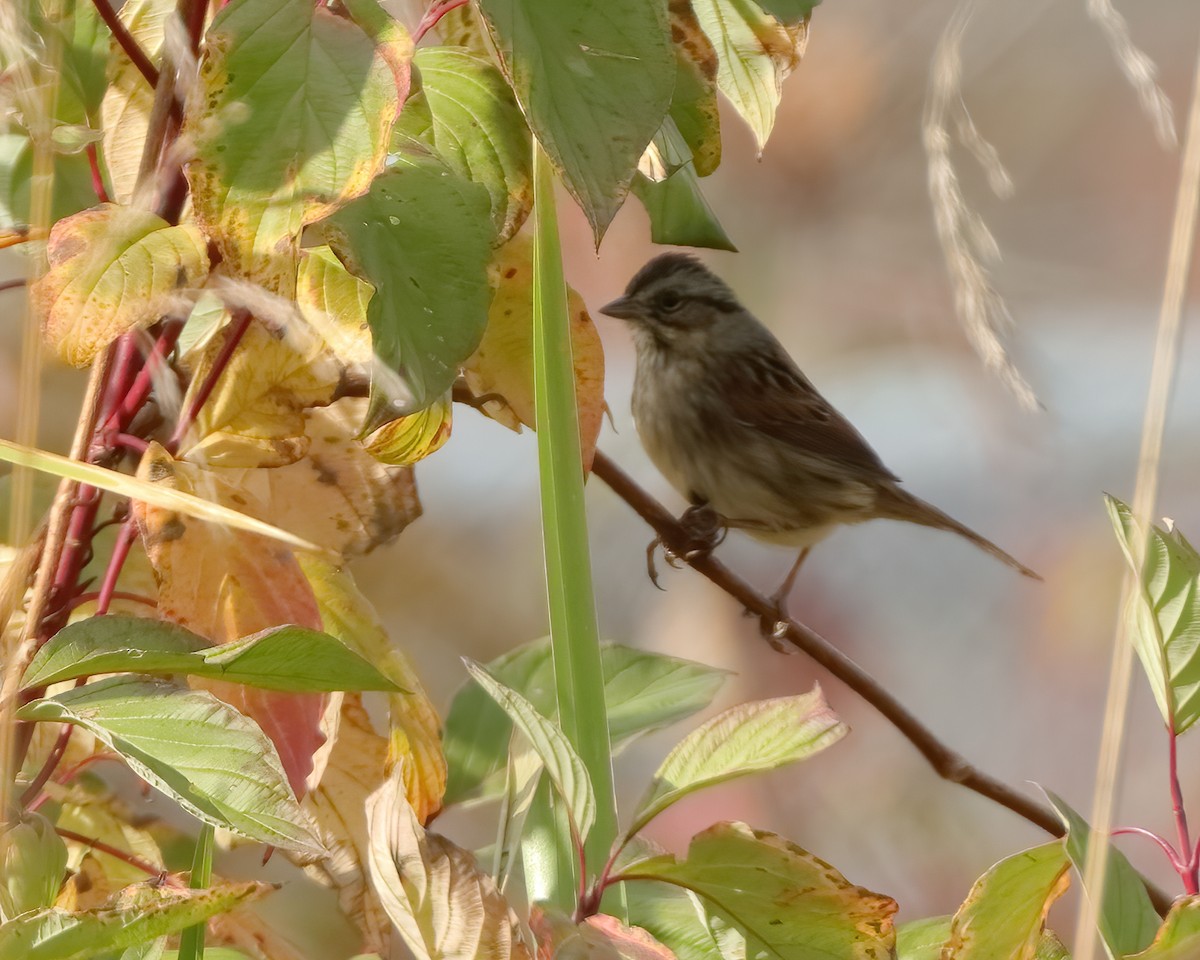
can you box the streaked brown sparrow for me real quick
[600,253,1039,616]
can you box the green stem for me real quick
[177,823,215,960]
[525,146,619,909]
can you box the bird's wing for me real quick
[717,348,900,483]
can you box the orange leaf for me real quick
[133,443,327,798]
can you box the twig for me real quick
[0,278,26,293]
[167,307,252,451]
[18,724,72,807]
[56,827,175,881]
[90,0,160,88]
[592,450,1060,829]
[85,142,111,204]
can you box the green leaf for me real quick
[624,880,728,960]
[618,822,897,960]
[16,677,322,855]
[897,918,1068,960]
[323,154,494,418]
[691,0,803,152]
[1106,496,1200,733]
[944,841,1071,960]
[162,951,254,960]
[24,616,404,693]
[631,121,735,251]
[443,639,728,805]
[186,0,405,285]
[1127,897,1200,959]
[463,660,596,844]
[0,133,96,232]
[629,688,846,836]
[1041,788,1158,957]
[0,881,270,960]
[394,47,532,243]
[0,812,68,919]
[475,0,675,242]
[756,0,821,23]
[365,774,525,960]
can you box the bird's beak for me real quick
[598,296,640,320]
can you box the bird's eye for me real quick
[657,292,683,312]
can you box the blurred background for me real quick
[5,0,1200,948]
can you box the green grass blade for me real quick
[526,145,619,907]
[177,823,215,960]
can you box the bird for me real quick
[599,253,1039,618]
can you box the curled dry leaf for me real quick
[364,395,453,466]
[133,443,327,799]
[34,204,208,367]
[366,773,529,960]
[206,403,422,557]
[462,235,605,469]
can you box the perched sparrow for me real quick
[600,253,1039,612]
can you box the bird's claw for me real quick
[678,504,728,556]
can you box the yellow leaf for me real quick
[33,204,209,366]
[364,395,453,466]
[296,245,374,368]
[99,0,172,204]
[302,556,445,824]
[180,316,343,468]
[463,235,605,470]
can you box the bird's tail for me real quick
[875,486,1041,580]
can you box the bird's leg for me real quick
[760,548,809,651]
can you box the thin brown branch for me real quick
[56,827,175,881]
[90,0,160,88]
[589,448,1173,912]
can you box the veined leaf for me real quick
[1107,497,1200,734]
[629,688,846,835]
[944,842,1071,960]
[0,438,323,555]
[666,0,722,176]
[757,0,821,23]
[364,395,453,466]
[1041,789,1158,957]
[323,154,494,419]
[1127,898,1200,960]
[394,47,532,243]
[691,0,806,152]
[24,616,404,693]
[0,881,271,960]
[618,822,896,960]
[17,677,322,855]
[476,0,675,242]
[33,204,209,366]
[186,0,404,289]
[444,638,726,805]
[896,917,1068,960]
[624,879,729,960]
[530,907,674,960]
[462,660,595,844]
[365,774,528,960]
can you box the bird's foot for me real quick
[677,504,727,558]
[644,505,728,590]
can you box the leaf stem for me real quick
[57,826,173,881]
[1113,826,1186,874]
[168,308,252,452]
[85,142,111,204]
[18,724,73,807]
[1167,719,1197,893]
[412,0,469,44]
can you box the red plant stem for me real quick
[56,827,175,881]
[94,521,140,616]
[1167,719,1197,893]
[85,142,111,204]
[113,433,150,455]
[90,0,160,87]
[186,0,210,49]
[107,321,184,432]
[413,0,469,44]
[18,725,73,808]
[167,308,252,452]
[0,277,27,293]
[1114,826,1187,874]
